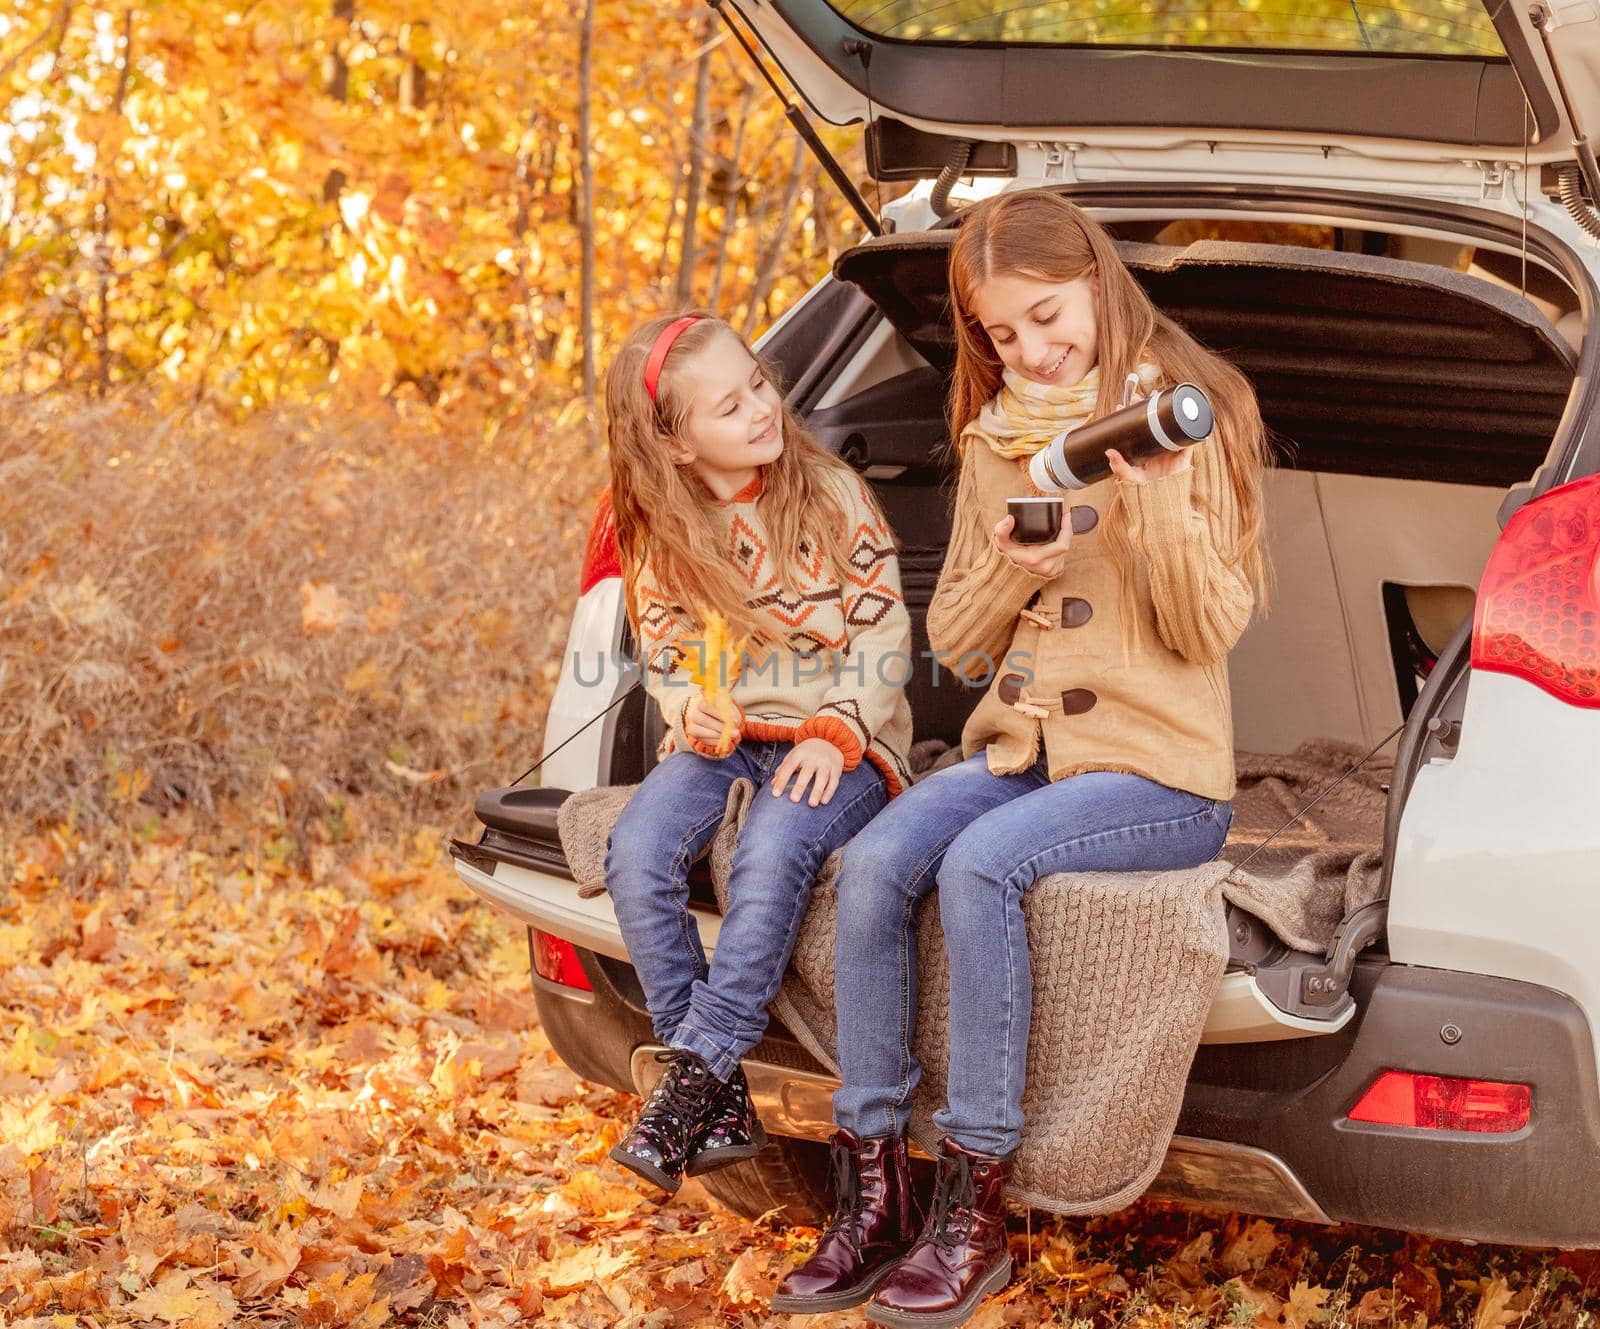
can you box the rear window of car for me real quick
[828,0,1505,58]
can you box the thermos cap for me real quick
[1165,383,1214,443]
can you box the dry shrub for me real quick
[0,389,606,854]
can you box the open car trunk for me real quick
[492,223,1578,1040]
[528,224,1581,1039]
[788,231,1576,986]
[812,232,1573,754]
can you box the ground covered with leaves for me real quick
[1,823,1596,1329]
[2,391,1596,1326]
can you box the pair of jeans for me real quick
[831,747,1233,1156]
[606,738,889,1082]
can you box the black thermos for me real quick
[1027,383,1214,492]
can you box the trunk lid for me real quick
[721,0,1600,176]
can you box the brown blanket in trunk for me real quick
[555,738,1390,1212]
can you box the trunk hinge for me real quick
[1531,2,1600,236]
[1041,142,1079,183]
[1478,160,1509,202]
[1249,901,1385,1022]
[707,0,883,237]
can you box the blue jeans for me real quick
[832,748,1233,1155]
[606,739,889,1082]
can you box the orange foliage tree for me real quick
[0,0,873,416]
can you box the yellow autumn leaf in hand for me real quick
[679,608,747,756]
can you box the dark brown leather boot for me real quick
[769,1127,921,1314]
[864,1137,1014,1329]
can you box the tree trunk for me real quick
[577,0,598,405]
[94,6,133,398]
[321,0,354,204]
[707,80,755,309]
[399,20,427,112]
[742,140,806,338]
[323,0,352,99]
[399,59,425,110]
[657,165,682,284]
[674,13,714,308]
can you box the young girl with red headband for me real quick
[600,312,914,1197]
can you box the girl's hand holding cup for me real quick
[995,501,1073,581]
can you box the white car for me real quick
[453,0,1600,1245]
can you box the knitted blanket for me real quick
[554,738,1390,1212]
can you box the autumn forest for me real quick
[0,1,1595,1326]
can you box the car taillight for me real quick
[579,487,621,594]
[1347,1070,1531,1133]
[531,929,592,991]
[1471,471,1600,707]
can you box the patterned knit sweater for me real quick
[631,466,915,796]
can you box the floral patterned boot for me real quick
[685,1063,767,1176]
[608,1049,722,1196]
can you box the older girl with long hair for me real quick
[601,312,914,1200]
[775,192,1271,1328]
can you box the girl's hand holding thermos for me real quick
[1105,376,1193,483]
[1029,381,1211,492]
[1104,441,1194,485]
[1093,382,1195,485]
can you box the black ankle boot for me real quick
[685,1064,767,1176]
[608,1049,721,1196]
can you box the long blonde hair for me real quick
[605,312,868,652]
[948,190,1272,639]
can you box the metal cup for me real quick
[1007,496,1064,544]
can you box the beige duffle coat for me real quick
[926,426,1255,801]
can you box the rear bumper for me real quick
[460,861,1600,1247]
[623,1040,1333,1225]
[1179,962,1600,1247]
[529,926,1334,1224]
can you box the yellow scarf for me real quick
[963,361,1162,460]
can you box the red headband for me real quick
[644,315,703,404]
